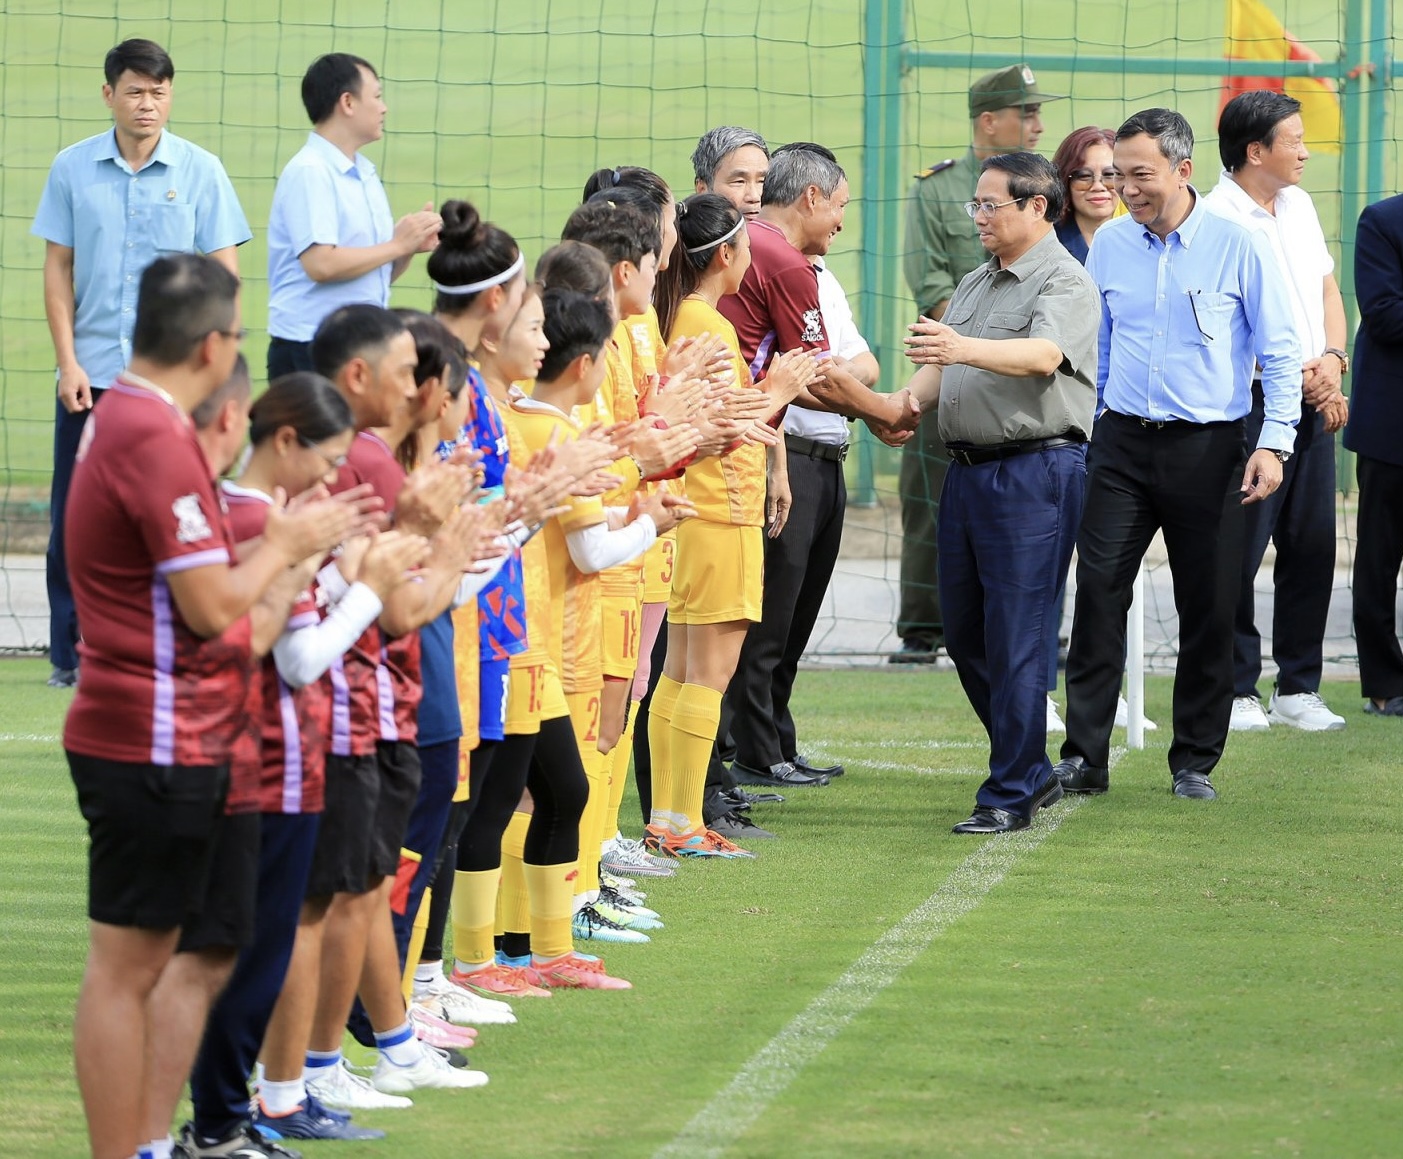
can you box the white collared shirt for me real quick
[784,259,868,445]
[1203,170,1333,360]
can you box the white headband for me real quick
[684,216,745,254]
[433,252,525,297]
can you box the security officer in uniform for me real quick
[893,63,1064,663]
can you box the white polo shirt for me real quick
[1203,171,1332,361]
[784,259,868,446]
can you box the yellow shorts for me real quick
[540,662,569,721]
[641,534,676,604]
[505,662,545,736]
[600,591,644,680]
[565,686,603,753]
[667,520,763,625]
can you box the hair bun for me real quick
[438,199,483,248]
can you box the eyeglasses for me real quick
[297,436,348,469]
[963,197,1027,219]
[1068,167,1117,189]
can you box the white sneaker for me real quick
[414,970,516,1026]
[1046,696,1065,734]
[601,833,676,878]
[1229,695,1271,732]
[306,1059,413,1110]
[600,869,643,898]
[1268,691,1346,732]
[1115,695,1158,731]
[372,1040,488,1093]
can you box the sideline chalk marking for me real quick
[654,749,1122,1159]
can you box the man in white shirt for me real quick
[1205,91,1349,733]
[265,53,441,378]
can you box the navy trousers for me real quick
[939,445,1085,816]
[190,812,320,1140]
[1234,395,1336,698]
[1353,455,1403,700]
[48,391,106,671]
[389,739,459,965]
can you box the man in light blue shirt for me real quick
[1053,107,1300,803]
[31,37,251,687]
[265,53,441,378]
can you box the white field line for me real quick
[0,733,59,743]
[808,737,985,752]
[846,759,985,776]
[654,748,1123,1159]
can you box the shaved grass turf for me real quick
[2,658,1401,1157]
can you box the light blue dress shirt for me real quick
[31,129,252,391]
[266,132,395,341]
[1085,190,1301,453]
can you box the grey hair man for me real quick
[692,125,771,219]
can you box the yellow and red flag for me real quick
[1221,0,1341,155]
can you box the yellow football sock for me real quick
[524,861,576,961]
[574,746,607,900]
[603,713,636,846]
[647,673,683,825]
[670,682,723,834]
[401,886,431,1003]
[448,870,499,970]
[495,811,531,941]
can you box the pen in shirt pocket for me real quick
[1187,290,1214,342]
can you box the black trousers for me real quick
[1063,412,1247,776]
[729,447,847,768]
[895,409,948,647]
[267,336,316,380]
[1234,394,1336,698]
[1352,455,1403,700]
[48,389,107,671]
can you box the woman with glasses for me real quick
[1051,127,1118,265]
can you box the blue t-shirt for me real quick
[464,367,528,663]
[416,610,460,748]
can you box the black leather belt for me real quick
[1106,410,1241,433]
[785,432,848,463]
[943,435,1083,467]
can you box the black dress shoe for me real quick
[951,805,1029,834]
[1030,773,1064,812]
[1172,770,1218,800]
[1053,755,1109,794]
[724,786,784,806]
[792,754,844,778]
[887,638,938,665]
[1364,696,1403,716]
[731,760,830,788]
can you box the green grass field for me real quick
[4,657,1402,1157]
[0,0,1367,490]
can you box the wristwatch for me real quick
[1324,347,1350,374]
[1269,449,1293,464]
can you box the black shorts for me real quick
[370,741,422,879]
[176,812,261,953]
[306,753,379,898]
[68,752,228,930]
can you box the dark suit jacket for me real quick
[1345,194,1403,467]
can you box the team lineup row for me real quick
[43,37,1403,1159]
[45,39,908,1159]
